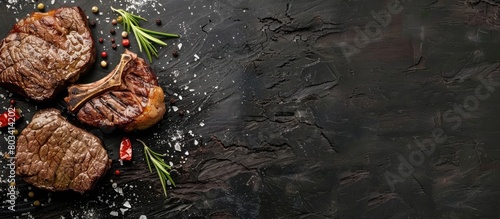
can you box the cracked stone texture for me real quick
[2,0,500,218]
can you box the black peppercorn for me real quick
[111,38,115,43]
[156,19,162,25]
[172,49,179,58]
[89,20,96,27]
[112,44,117,50]
[110,29,116,35]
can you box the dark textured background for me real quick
[1,0,500,218]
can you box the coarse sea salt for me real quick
[123,201,131,208]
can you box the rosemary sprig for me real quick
[111,7,179,62]
[137,139,176,197]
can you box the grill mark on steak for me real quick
[0,7,95,101]
[16,109,111,193]
[109,91,128,108]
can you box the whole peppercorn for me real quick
[110,29,116,35]
[28,191,35,198]
[91,6,99,14]
[10,99,15,105]
[112,44,117,50]
[101,60,108,68]
[33,200,40,207]
[117,16,123,23]
[172,49,179,58]
[111,19,117,25]
[101,51,107,58]
[89,20,96,27]
[178,110,185,117]
[98,38,103,43]
[156,19,162,25]
[37,3,45,11]
[114,170,121,175]
[121,31,128,38]
[122,39,130,47]
[111,38,115,43]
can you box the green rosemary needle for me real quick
[137,139,176,197]
[111,7,179,62]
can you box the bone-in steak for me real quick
[0,7,95,101]
[65,50,166,132]
[16,108,111,193]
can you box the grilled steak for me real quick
[65,50,166,132]
[0,7,95,101]
[16,108,111,193]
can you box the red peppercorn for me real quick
[10,99,15,105]
[112,44,117,50]
[114,170,121,175]
[122,39,130,47]
[111,38,115,43]
[98,38,103,43]
[101,51,107,58]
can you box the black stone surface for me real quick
[1,0,500,218]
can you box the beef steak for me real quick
[65,50,166,132]
[0,7,95,101]
[16,108,111,193]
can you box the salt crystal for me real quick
[112,183,117,189]
[139,216,147,219]
[172,106,178,112]
[194,54,200,61]
[120,208,128,214]
[177,43,183,50]
[169,161,174,166]
[185,151,189,156]
[123,201,131,208]
[194,140,199,145]
[199,122,205,127]
[174,142,181,151]
[110,211,119,216]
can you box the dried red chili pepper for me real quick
[120,137,132,161]
[0,108,21,128]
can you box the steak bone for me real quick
[66,53,133,113]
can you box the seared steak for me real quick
[0,7,95,101]
[65,50,166,132]
[16,108,111,193]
